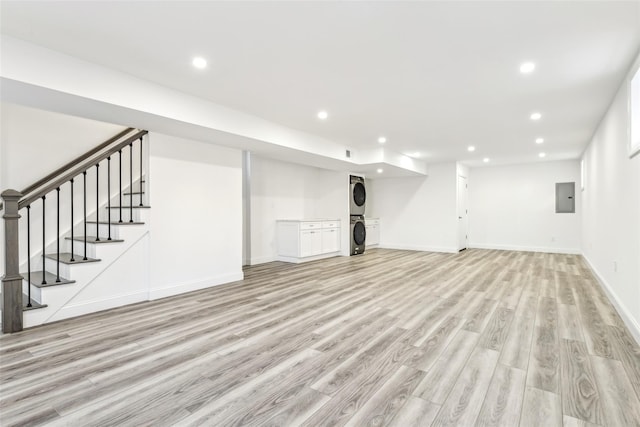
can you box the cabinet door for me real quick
[322,228,340,253]
[366,225,380,245]
[301,230,323,257]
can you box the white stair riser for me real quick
[44,257,72,277]
[23,281,43,304]
[64,240,98,258]
[100,209,141,223]
[122,193,145,204]
[86,223,124,237]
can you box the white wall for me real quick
[249,155,349,264]
[0,103,128,277]
[581,52,640,340]
[368,162,459,253]
[0,103,125,191]
[148,133,243,298]
[468,160,582,253]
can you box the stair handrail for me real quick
[0,128,148,211]
[19,129,147,210]
[2,127,148,333]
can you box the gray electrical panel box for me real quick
[556,182,575,213]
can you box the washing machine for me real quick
[350,215,366,255]
[350,175,366,216]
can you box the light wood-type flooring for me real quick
[1,248,640,426]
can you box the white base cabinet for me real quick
[277,220,341,263]
[365,218,380,246]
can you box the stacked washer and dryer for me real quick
[350,175,367,255]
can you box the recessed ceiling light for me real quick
[539,152,546,158]
[376,168,383,174]
[412,152,420,158]
[468,146,476,152]
[378,136,387,144]
[192,57,207,69]
[530,112,542,120]
[483,158,490,163]
[520,62,536,74]
[317,111,328,120]
[536,138,544,144]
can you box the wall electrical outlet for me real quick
[551,236,556,242]
[613,261,618,272]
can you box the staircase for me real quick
[1,128,149,333]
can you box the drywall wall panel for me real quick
[148,133,243,297]
[581,51,640,340]
[469,160,581,253]
[249,155,349,263]
[368,162,458,252]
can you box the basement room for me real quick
[1,1,639,426]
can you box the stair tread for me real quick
[24,296,47,311]
[65,236,125,243]
[21,271,75,287]
[44,253,100,264]
[86,221,145,225]
[106,205,151,209]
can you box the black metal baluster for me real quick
[56,187,60,282]
[139,137,144,206]
[83,171,88,260]
[95,164,100,241]
[107,157,112,240]
[41,196,46,285]
[119,150,123,223]
[70,179,75,262]
[129,143,133,222]
[26,205,32,307]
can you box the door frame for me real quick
[457,174,469,251]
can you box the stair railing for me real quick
[1,128,148,333]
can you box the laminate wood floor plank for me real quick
[431,346,500,426]
[527,297,560,393]
[343,364,425,427]
[311,326,406,395]
[591,355,640,427]
[406,296,465,347]
[403,315,465,373]
[413,329,480,404]
[300,340,410,426]
[500,296,537,370]
[608,324,640,401]
[556,273,576,305]
[464,298,500,333]
[563,415,601,427]
[558,304,585,342]
[572,280,616,359]
[246,387,331,427]
[519,386,562,427]
[475,363,526,427]
[387,395,441,427]
[479,307,514,352]
[2,248,639,427]
[559,339,603,425]
[500,276,524,309]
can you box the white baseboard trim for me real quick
[249,255,277,265]
[581,254,640,346]
[379,243,459,254]
[276,252,341,264]
[469,243,581,255]
[149,271,244,300]
[44,290,149,324]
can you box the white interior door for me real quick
[457,175,469,251]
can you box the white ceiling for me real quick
[1,1,639,167]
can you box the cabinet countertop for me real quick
[276,219,340,222]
